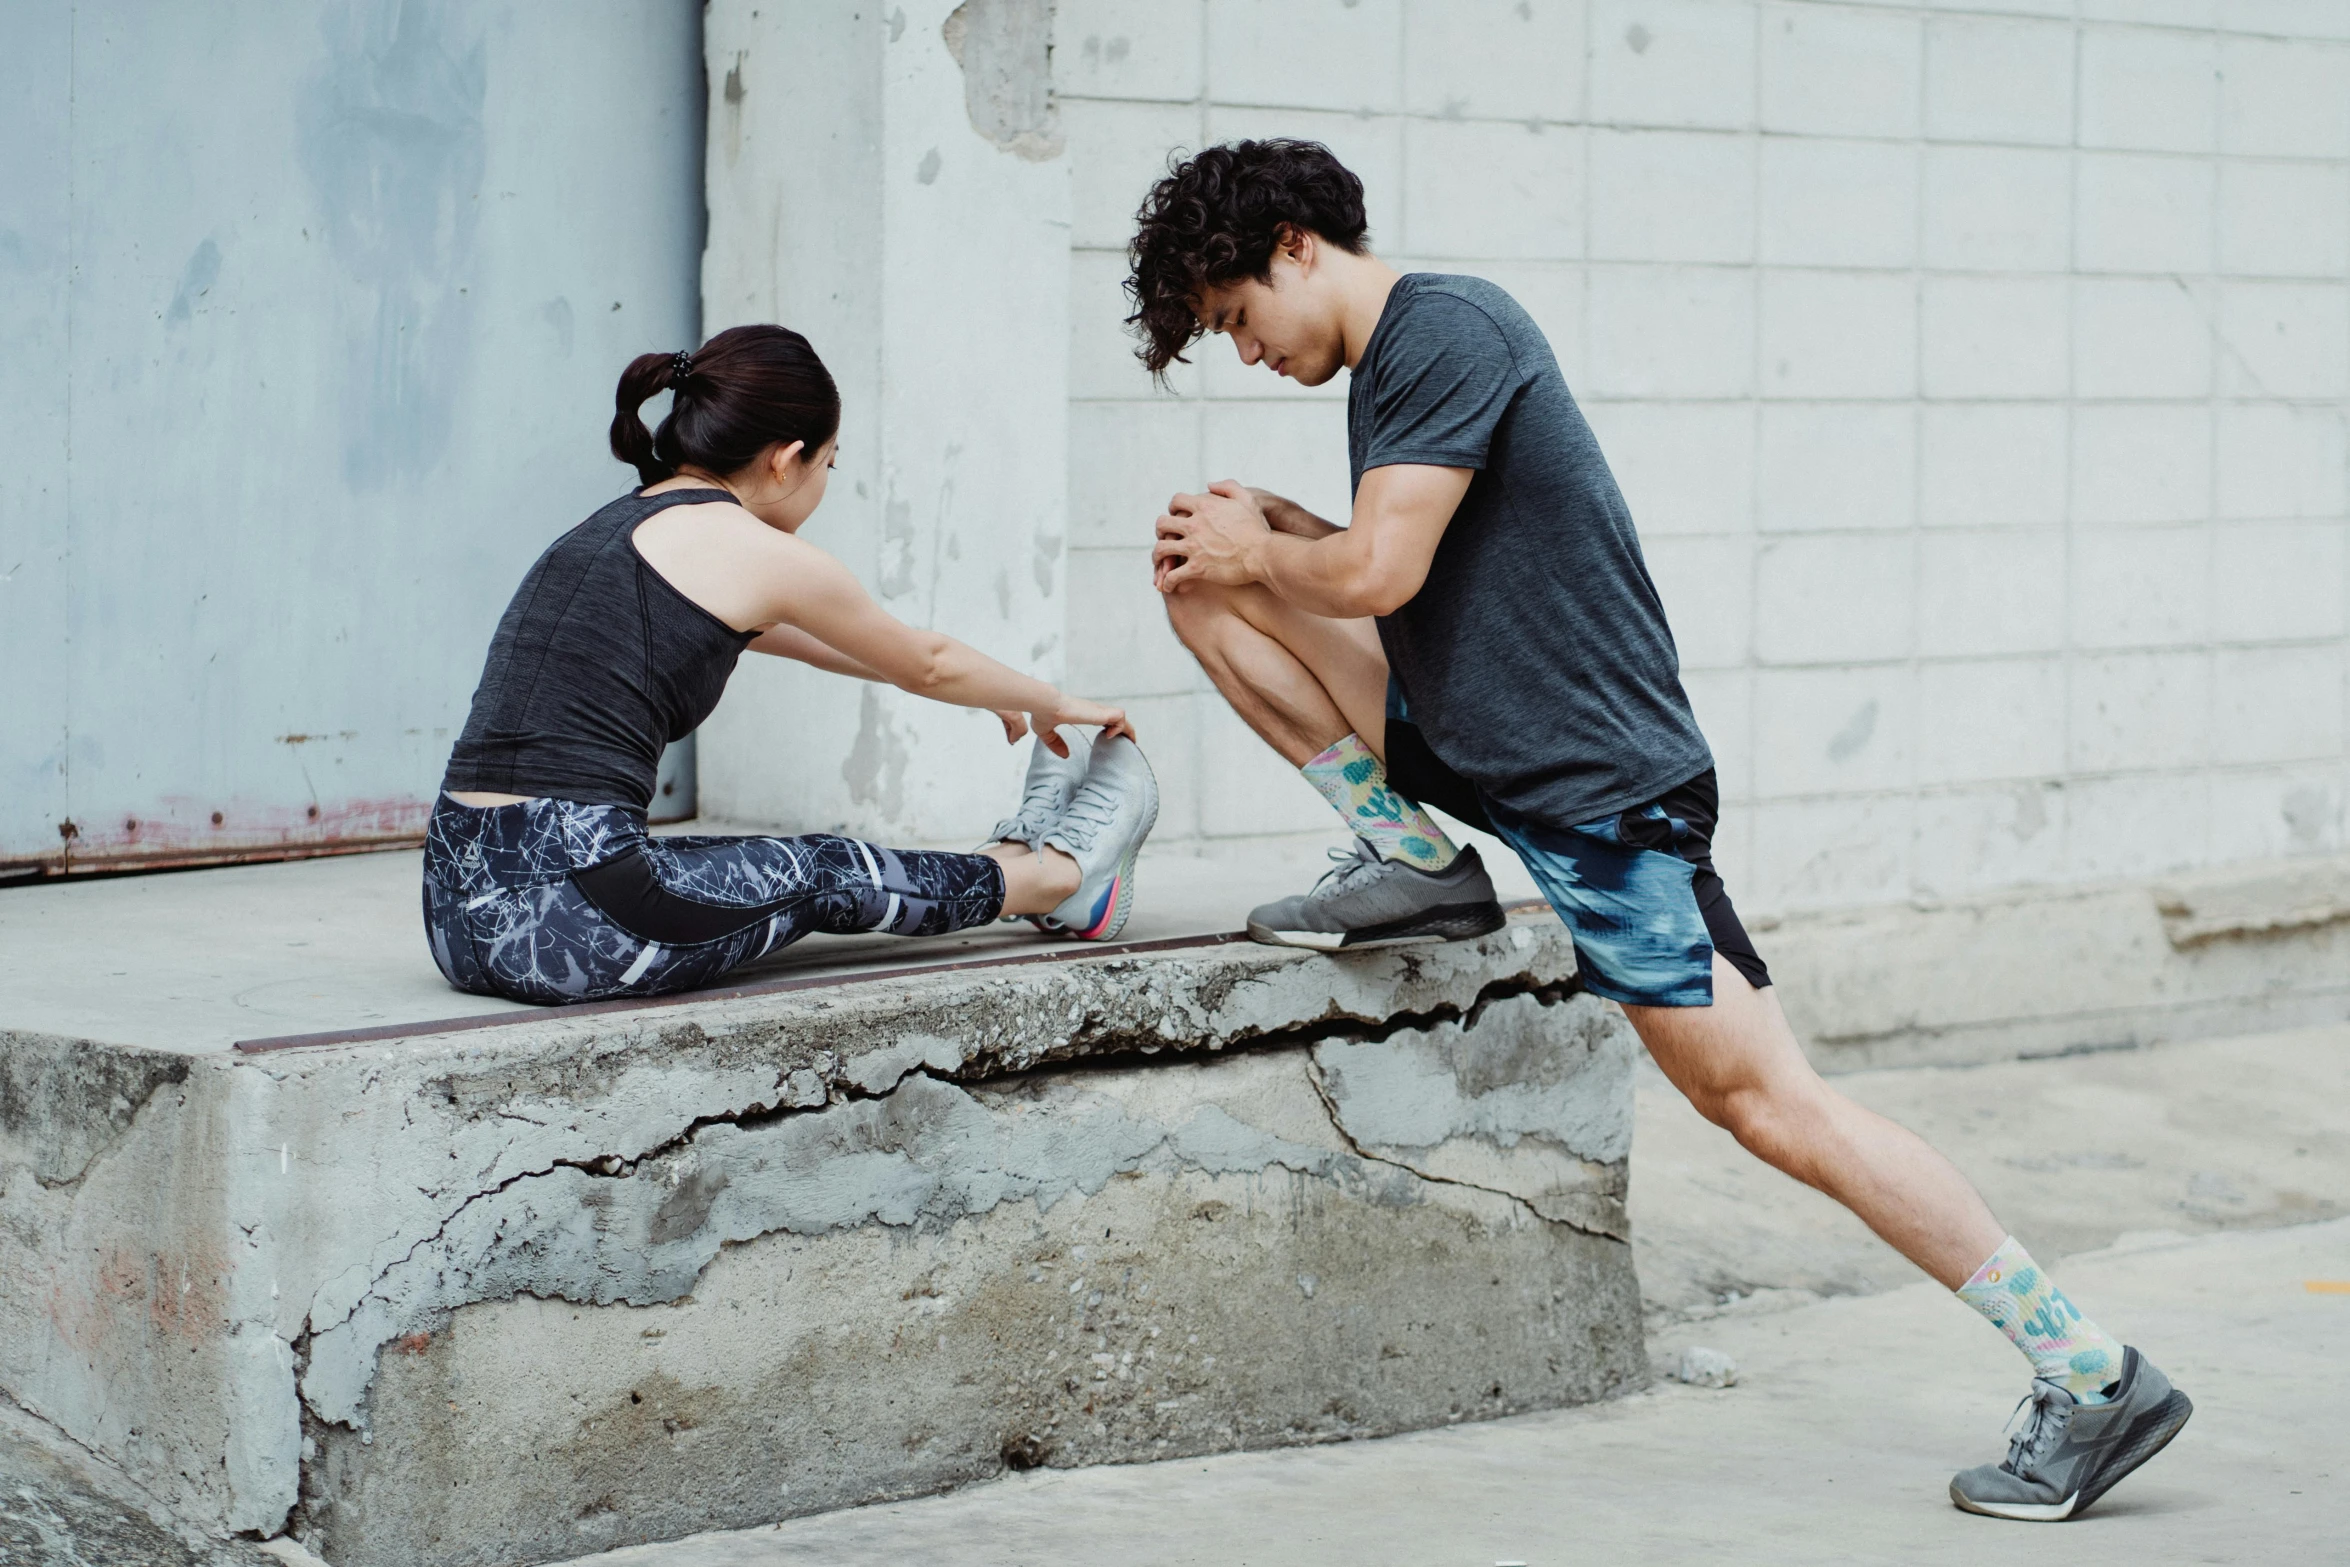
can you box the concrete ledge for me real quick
[0,911,1644,1566]
[1764,853,2350,1070]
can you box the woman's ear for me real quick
[769,440,807,484]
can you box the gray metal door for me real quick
[2,1,705,877]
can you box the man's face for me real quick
[1193,251,1346,387]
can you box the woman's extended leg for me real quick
[427,788,1124,1005]
[427,794,1015,1003]
[982,841,1080,915]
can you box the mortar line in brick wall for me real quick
[2201,3,2226,874]
[1730,635,2345,666]
[1068,98,2347,167]
[2059,9,2085,858]
[1744,0,1767,814]
[1578,0,1594,126]
[58,2,78,878]
[1389,0,1402,132]
[1065,86,2350,164]
[1742,762,2326,806]
[1764,1,2279,45]
[1907,0,1930,909]
[1070,261,2350,300]
[1191,10,1212,821]
[1080,395,2350,412]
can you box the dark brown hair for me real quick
[610,324,841,485]
[1125,139,1371,379]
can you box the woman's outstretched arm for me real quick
[750,623,1034,744]
[748,528,1132,749]
[748,622,887,679]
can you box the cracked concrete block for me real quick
[1312,993,1640,1242]
[0,913,1643,1565]
[300,1045,1641,1567]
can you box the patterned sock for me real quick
[1300,734,1459,871]
[1957,1236,2126,1403]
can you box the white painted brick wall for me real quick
[1057,0,2350,912]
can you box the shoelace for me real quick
[1309,838,1388,898]
[2001,1382,2072,1475]
[1049,774,1122,854]
[998,775,1068,842]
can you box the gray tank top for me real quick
[442,488,754,811]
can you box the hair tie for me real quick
[669,350,695,385]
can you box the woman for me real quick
[425,325,1156,1005]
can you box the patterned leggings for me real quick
[422,795,1006,1005]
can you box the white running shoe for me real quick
[986,730,1092,850]
[1039,735,1158,941]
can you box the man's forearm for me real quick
[1245,529,1388,620]
[1254,490,1343,540]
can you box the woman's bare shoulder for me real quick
[633,493,778,556]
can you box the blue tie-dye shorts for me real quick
[1382,679,1767,1009]
[1485,802,1723,1008]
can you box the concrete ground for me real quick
[1629,1022,2350,1330]
[535,1023,2350,1567]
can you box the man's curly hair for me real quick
[1124,139,1370,379]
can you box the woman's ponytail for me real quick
[610,352,684,485]
[606,327,839,488]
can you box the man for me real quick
[1127,138,2190,1521]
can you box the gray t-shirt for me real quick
[1351,272,1711,829]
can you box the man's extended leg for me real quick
[1628,954,2191,1520]
[1624,953,2002,1286]
[1165,581,1504,946]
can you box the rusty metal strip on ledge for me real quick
[231,930,1254,1056]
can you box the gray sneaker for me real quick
[1040,735,1158,942]
[1247,839,1506,950]
[987,730,1092,850]
[1950,1348,2193,1522]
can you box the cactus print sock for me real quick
[1957,1236,2126,1404]
[1300,733,1459,870]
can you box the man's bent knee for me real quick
[1162,580,1236,649]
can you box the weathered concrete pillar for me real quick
[698,1,1070,840]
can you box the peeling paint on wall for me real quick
[941,0,1063,161]
[842,685,911,819]
[878,496,918,599]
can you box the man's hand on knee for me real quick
[1155,480,1274,593]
